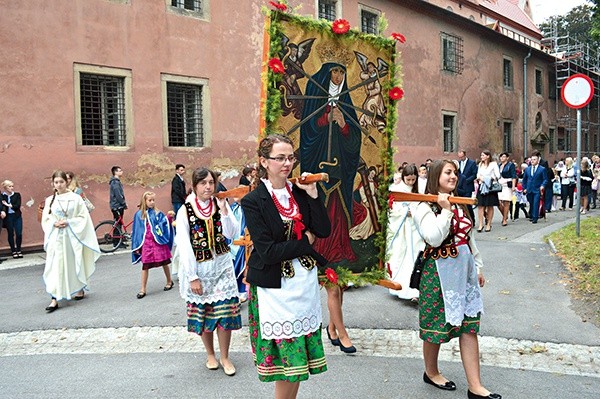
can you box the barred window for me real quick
[441,32,464,74]
[171,0,201,12]
[503,58,513,89]
[80,73,126,146]
[361,10,378,34]
[535,68,543,95]
[167,82,204,147]
[318,0,336,21]
[549,127,556,153]
[503,121,512,153]
[443,113,457,153]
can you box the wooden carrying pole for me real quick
[390,192,477,205]
[215,173,330,199]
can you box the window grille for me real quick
[443,114,456,152]
[441,32,464,74]
[318,0,336,21]
[535,69,543,95]
[503,58,513,88]
[171,0,201,12]
[80,73,126,146]
[167,82,204,147]
[361,10,378,34]
[503,122,512,153]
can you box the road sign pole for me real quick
[576,109,581,236]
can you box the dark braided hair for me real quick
[256,134,294,180]
[48,170,68,214]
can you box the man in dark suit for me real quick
[457,150,478,220]
[522,153,548,224]
[535,151,555,212]
[171,164,186,214]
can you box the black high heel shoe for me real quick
[423,372,456,391]
[339,341,357,354]
[467,390,502,399]
[325,325,340,346]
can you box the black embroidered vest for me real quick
[280,219,317,278]
[185,201,230,262]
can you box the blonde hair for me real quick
[1,180,14,189]
[138,191,158,219]
[565,157,573,168]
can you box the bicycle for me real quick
[95,214,133,253]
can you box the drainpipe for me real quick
[523,49,532,159]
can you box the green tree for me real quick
[539,3,595,46]
[591,0,600,40]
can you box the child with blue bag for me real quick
[131,191,174,299]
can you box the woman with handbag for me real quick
[412,160,500,399]
[496,153,516,226]
[559,157,575,210]
[66,172,95,213]
[475,151,500,232]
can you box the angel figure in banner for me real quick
[279,35,315,119]
[355,52,389,133]
[300,42,362,264]
[350,164,381,240]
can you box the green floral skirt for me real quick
[248,285,327,382]
[419,258,480,344]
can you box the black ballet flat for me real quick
[325,325,340,346]
[423,372,456,391]
[45,303,59,313]
[467,390,502,399]
[339,341,357,354]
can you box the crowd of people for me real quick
[2,145,598,399]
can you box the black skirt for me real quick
[477,190,499,207]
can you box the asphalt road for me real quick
[0,208,598,398]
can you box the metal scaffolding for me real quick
[541,30,600,156]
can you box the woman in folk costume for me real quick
[387,164,423,301]
[241,134,331,399]
[175,167,241,376]
[131,191,174,299]
[412,160,501,399]
[41,170,100,313]
[229,190,249,302]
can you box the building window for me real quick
[549,127,556,153]
[503,121,513,153]
[171,0,201,11]
[361,9,378,34]
[557,127,565,151]
[318,0,337,21]
[535,68,543,95]
[443,113,457,153]
[74,64,133,148]
[503,58,513,89]
[441,32,464,74]
[548,72,556,100]
[162,74,209,148]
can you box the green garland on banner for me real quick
[262,6,403,287]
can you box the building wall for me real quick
[0,0,582,250]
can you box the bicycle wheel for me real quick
[95,220,123,253]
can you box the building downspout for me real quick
[523,49,532,159]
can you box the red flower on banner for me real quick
[389,87,404,100]
[388,193,395,209]
[391,32,406,43]
[325,267,338,285]
[268,58,285,74]
[269,1,287,11]
[332,19,350,34]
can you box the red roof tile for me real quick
[479,0,541,35]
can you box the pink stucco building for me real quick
[1,0,598,250]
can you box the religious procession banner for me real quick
[261,4,404,285]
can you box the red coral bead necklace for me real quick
[195,196,213,218]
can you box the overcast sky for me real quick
[530,0,590,24]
